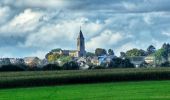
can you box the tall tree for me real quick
[95,48,107,56]
[108,49,114,55]
[126,48,146,57]
[147,45,156,55]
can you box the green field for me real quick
[0,80,170,100]
[1,68,170,88]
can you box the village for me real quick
[0,28,170,71]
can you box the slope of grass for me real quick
[0,81,170,100]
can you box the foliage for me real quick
[108,49,114,55]
[160,62,170,67]
[147,45,156,55]
[86,52,95,57]
[108,58,134,68]
[51,48,62,52]
[154,48,166,61]
[47,53,61,63]
[126,48,146,57]
[95,48,107,56]
[42,64,62,71]
[120,52,126,58]
[62,61,79,70]
[58,56,72,66]
[0,64,25,72]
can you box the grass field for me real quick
[0,80,170,100]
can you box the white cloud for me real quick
[21,17,106,51]
[2,0,67,9]
[86,30,126,51]
[29,50,47,59]
[0,9,44,36]
[0,6,11,24]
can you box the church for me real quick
[56,28,86,57]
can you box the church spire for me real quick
[77,26,85,57]
[78,26,84,39]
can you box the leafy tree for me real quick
[42,63,61,71]
[0,64,25,72]
[58,56,72,66]
[120,52,126,58]
[47,53,61,63]
[51,48,62,52]
[95,48,107,56]
[154,49,166,60]
[161,43,170,60]
[86,52,95,57]
[147,45,156,55]
[63,61,79,70]
[126,48,146,57]
[108,49,114,55]
[108,58,134,68]
[160,61,170,67]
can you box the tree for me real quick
[108,49,114,55]
[126,48,146,57]
[42,63,61,71]
[120,52,126,58]
[147,45,156,55]
[0,64,25,72]
[46,53,61,63]
[108,58,134,68]
[58,56,72,66]
[63,61,79,70]
[95,48,107,56]
[86,52,95,57]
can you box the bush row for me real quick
[0,68,170,88]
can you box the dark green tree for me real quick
[108,49,114,55]
[147,45,156,55]
[86,52,95,57]
[95,48,107,56]
[42,63,61,71]
[126,48,146,57]
[63,61,79,70]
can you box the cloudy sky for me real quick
[0,0,170,58]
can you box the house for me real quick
[129,56,145,68]
[144,55,155,64]
[98,55,116,67]
[0,58,11,66]
[24,57,41,67]
[76,57,89,70]
[9,58,25,65]
[91,57,99,65]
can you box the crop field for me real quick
[1,68,170,88]
[0,80,170,100]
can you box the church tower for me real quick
[77,27,86,57]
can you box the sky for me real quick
[0,0,170,58]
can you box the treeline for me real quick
[0,58,135,72]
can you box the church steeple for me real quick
[78,26,84,39]
[77,26,86,57]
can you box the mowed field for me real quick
[0,80,170,100]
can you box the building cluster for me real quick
[0,57,48,67]
[0,28,163,69]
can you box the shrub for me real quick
[42,64,62,71]
[63,61,79,70]
[0,64,25,72]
